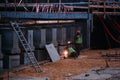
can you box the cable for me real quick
[112,19,120,30]
[108,17,120,33]
[96,14,120,44]
[106,16,120,34]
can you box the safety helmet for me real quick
[76,30,80,34]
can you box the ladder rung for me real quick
[23,43,28,46]
[21,40,25,42]
[28,54,34,57]
[25,49,30,51]
[16,31,21,33]
[19,34,23,37]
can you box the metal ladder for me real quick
[10,21,42,72]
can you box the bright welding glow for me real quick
[63,50,69,58]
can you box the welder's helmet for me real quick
[76,30,80,34]
[67,41,71,44]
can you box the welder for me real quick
[74,30,83,57]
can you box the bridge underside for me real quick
[0,12,89,20]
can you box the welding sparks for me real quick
[63,50,69,58]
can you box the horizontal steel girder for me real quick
[0,12,89,19]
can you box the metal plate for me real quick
[45,43,60,62]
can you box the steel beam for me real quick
[0,12,88,19]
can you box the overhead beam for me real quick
[0,12,89,19]
[0,2,88,7]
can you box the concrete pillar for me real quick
[4,55,20,69]
[11,31,21,54]
[52,28,57,46]
[2,30,13,53]
[70,27,75,42]
[0,35,3,69]
[61,28,66,44]
[58,28,66,55]
[39,29,46,48]
[33,30,41,48]
[28,30,35,51]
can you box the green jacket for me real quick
[75,35,82,44]
[68,47,76,54]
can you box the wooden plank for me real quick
[45,43,60,62]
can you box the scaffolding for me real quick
[89,0,120,15]
[0,0,119,15]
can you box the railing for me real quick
[0,1,120,15]
[0,2,88,13]
[89,0,120,15]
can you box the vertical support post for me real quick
[11,31,21,54]
[86,14,91,49]
[61,28,66,44]
[70,27,75,42]
[88,0,90,14]
[57,28,66,55]
[14,0,16,11]
[0,34,3,68]
[28,30,35,51]
[0,35,3,59]
[52,28,57,46]
[91,14,94,32]
[0,14,1,19]
[58,0,61,12]
[40,29,46,47]
[104,0,106,18]
[97,0,100,11]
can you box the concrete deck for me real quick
[68,68,120,80]
[9,76,49,80]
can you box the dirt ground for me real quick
[1,49,120,80]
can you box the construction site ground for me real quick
[0,49,120,80]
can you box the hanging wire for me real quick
[107,16,120,33]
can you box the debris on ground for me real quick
[0,49,120,80]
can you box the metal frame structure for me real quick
[0,1,119,20]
